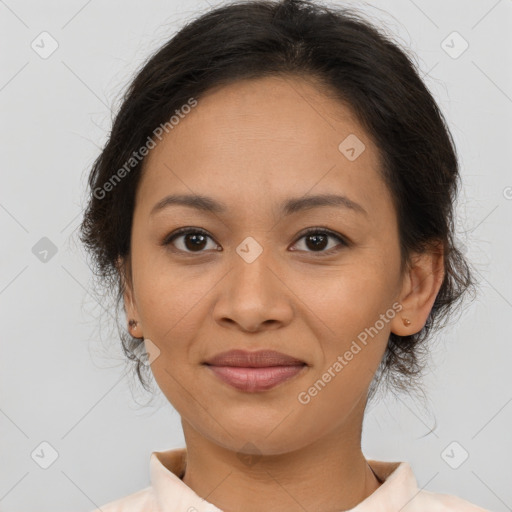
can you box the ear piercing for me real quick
[128,319,145,341]
[402,317,411,327]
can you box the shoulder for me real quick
[89,486,154,512]
[406,488,490,511]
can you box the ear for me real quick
[116,255,140,326]
[390,242,445,336]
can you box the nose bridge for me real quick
[232,234,276,298]
[215,234,292,331]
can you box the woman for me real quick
[80,0,487,510]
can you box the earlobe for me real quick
[390,245,445,336]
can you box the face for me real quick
[122,75,412,455]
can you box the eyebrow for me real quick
[150,193,367,217]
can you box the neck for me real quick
[180,418,381,512]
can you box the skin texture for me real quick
[121,75,444,512]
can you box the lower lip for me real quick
[206,365,306,392]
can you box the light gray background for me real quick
[1,0,511,511]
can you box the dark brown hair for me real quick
[79,0,474,403]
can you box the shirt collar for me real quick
[350,459,421,511]
[151,448,223,512]
[150,448,419,512]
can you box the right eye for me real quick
[162,227,221,254]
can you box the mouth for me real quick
[203,349,307,392]
[203,349,306,367]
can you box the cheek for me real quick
[131,245,210,332]
[296,273,395,420]
[302,260,398,336]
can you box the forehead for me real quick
[137,75,389,219]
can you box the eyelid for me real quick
[294,227,350,246]
[290,227,350,255]
[162,227,221,252]
[163,226,211,244]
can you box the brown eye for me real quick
[291,228,348,254]
[164,228,220,253]
[304,232,329,251]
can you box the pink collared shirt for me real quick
[92,448,490,511]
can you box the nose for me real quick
[213,247,294,333]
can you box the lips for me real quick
[204,349,306,368]
[203,349,307,392]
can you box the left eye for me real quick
[291,229,348,254]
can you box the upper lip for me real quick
[204,349,306,367]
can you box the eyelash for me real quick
[162,226,349,256]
